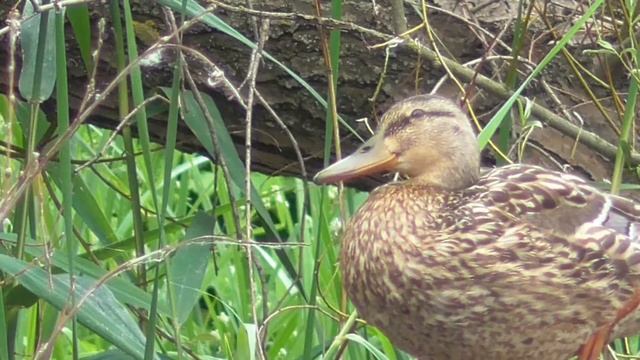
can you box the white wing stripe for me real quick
[594,195,612,225]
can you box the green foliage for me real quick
[0,255,148,359]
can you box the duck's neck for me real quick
[407,155,480,190]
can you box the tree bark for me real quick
[0,0,632,191]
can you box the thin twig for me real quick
[75,94,168,172]
[251,89,310,323]
[242,16,270,360]
[77,18,106,115]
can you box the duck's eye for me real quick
[410,109,427,118]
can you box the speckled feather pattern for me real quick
[341,164,640,359]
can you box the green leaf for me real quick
[66,4,93,72]
[0,254,151,359]
[234,323,257,360]
[43,251,167,315]
[596,39,618,54]
[14,98,50,145]
[0,233,170,316]
[18,1,57,102]
[344,334,390,360]
[3,284,38,308]
[80,349,137,360]
[169,212,213,324]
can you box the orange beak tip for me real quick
[314,134,397,185]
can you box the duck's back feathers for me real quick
[469,164,640,290]
[474,164,640,238]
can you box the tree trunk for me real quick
[0,0,632,191]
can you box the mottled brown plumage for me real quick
[314,94,640,359]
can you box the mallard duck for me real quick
[314,94,640,360]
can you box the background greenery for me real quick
[1,0,640,359]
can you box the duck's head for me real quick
[314,94,480,190]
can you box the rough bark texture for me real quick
[0,0,634,191]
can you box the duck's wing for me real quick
[468,164,640,289]
[470,164,640,355]
[475,164,640,240]
[472,164,640,284]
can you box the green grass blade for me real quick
[611,78,638,195]
[477,0,604,149]
[234,323,257,360]
[344,334,390,360]
[107,0,147,287]
[65,4,93,72]
[55,4,79,359]
[120,1,169,357]
[0,285,7,360]
[305,0,343,356]
[18,1,56,102]
[169,213,214,324]
[157,5,187,356]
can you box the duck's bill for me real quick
[314,134,397,184]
